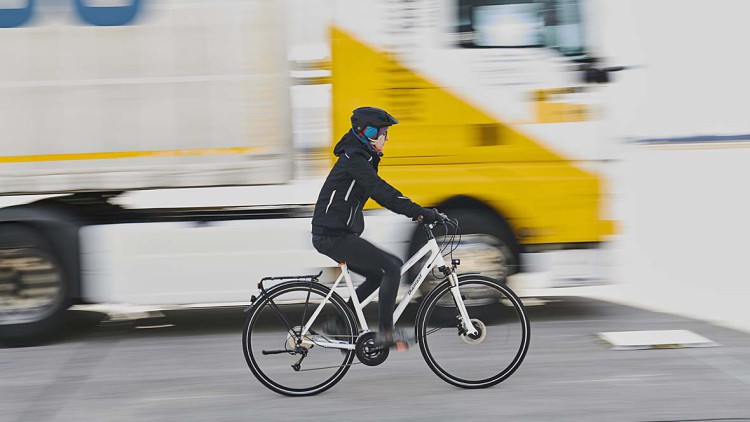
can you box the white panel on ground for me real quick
[597,330,718,351]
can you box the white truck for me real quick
[13,0,743,345]
[0,0,312,344]
[0,0,596,345]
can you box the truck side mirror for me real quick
[584,67,609,84]
[580,64,628,84]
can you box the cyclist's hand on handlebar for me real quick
[416,208,436,224]
[416,208,447,224]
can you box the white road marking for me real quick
[598,330,718,350]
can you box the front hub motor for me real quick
[355,332,389,366]
[460,319,487,345]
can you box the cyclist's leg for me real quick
[312,234,380,312]
[327,234,402,333]
[311,234,343,262]
[345,264,380,308]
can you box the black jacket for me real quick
[311,130,427,236]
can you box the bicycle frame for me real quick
[299,225,478,350]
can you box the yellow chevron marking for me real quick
[331,27,611,243]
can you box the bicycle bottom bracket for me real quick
[355,332,389,366]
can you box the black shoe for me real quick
[374,327,412,352]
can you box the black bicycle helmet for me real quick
[350,107,399,133]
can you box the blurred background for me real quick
[1,0,749,420]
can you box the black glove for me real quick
[417,208,440,224]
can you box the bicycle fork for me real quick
[447,270,479,337]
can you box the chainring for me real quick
[355,332,389,367]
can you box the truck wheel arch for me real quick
[407,195,522,289]
[436,195,520,253]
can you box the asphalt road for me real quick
[2,298,750,422]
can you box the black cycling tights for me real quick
[312,234,403,332]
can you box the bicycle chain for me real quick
[293,361,362,372]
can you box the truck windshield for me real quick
[457,0,585,56]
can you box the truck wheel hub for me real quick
[0,248,64,325]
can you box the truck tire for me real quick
[0,224,70,346]
[409,207,519,308]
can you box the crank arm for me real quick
[262,349,290,355]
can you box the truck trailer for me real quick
[0,0,626,344]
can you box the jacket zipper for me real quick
[325,190,336,214]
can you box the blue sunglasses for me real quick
[364,126,389,139]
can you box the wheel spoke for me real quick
[424,321,457,337]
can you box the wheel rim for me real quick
[244,285,355,395]
[0,248,64,325]
[421,234,514,307]
[419,278,529,386]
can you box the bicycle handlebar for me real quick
[414,209,451,225]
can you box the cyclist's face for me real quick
[372,129,388,152]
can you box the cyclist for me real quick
[311,106,440,350]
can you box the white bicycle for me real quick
[242,217,530,396]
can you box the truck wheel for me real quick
[0,224,70,346]
[410,208,519,308]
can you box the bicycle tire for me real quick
[242,281,357,396]
[416,274,530,389]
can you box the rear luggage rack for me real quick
[258,271,322,288]
[256,271,323,294]
[246,271,323,312]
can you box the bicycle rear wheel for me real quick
[242,281,357,396]
[417,275,530,388]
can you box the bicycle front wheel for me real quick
[242,281,357,396]
[417,275,530,389]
